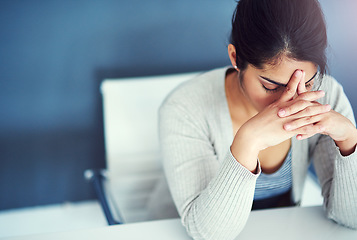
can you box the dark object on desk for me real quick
[84,169,122,225]
[252,189,294,210]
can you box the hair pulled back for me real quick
[230,0,327,76]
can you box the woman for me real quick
[155,0,357,239]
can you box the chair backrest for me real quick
[101,72,199,222]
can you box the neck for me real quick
[225,70,258,118]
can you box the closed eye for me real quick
[262,84,281,93]
[261,72,317,93]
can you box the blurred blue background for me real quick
[0,0,356,210]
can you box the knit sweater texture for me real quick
[154,66,357,240]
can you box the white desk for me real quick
[4,206,356,240]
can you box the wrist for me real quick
[231,127,260,172]
[335,128,357,156]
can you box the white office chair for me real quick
[85,71,200,224]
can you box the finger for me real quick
[296,122,326,140]
[278,100,313,117]
[284,114,325,131]
[295,90,325,102]
[279,70,302,102]
[293,123,326,140]
[278,91,326,117]
[297,71,307,95]
[296,133,317,140]
[278,101,330,118]
[290,104,331,119]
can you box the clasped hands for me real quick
[239,70,357,156]
[277,70,357,156]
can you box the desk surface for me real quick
[4,206,356,240]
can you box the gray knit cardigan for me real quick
[154,67,357,240]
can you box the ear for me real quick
[228,44,238,70]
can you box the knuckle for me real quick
[300,125,310,134]
[302,100,312,107]
[304,107,312,115]
[297,100,307,109]
[285,86,294,95]
[313,124,324,133]
[305,116,313,123]
[294,100,309,110]
[318,124,326,132]
[298,92,308,98]
[301,124,315,134]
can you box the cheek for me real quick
[248,89,279,110]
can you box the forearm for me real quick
[328,149,357,229]
[313,135,357,229]
[174,151,260,240]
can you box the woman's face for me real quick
[238,56,318,112]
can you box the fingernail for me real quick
[296,135,302,140]
[278,109,286,117]
[295,71,302,77]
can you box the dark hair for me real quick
[230,0,327,77]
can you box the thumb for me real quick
[297,71,307,96]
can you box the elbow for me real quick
[183,223,245,240]
[181,210,248,240]
[327,211,357,230]
[338,219,357,230]
[333,218,357,230]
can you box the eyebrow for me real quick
[260,72,318,87]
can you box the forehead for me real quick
[250,57,318,84]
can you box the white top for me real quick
[153,67,357,240]
[254,149,292,200]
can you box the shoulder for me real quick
[318,74,342,92]
[160,66,229,114]
[317,74,348,106]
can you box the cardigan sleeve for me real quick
[159,100,261,240]
[311,76,357,229]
